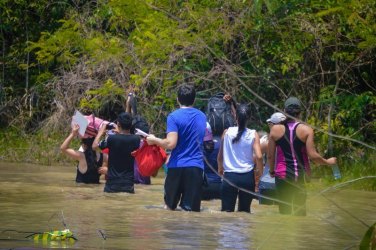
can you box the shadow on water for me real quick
[0,162,375,249]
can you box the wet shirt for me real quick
[166,107,206,169]
[99,134,140,185]
[223,127,256,173]
[76,153,103,184]
[275,122,311,181]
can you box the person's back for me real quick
[223,127,256,173]
[204,136,221,183]
[93,112,140,193]
[75,150,103,184]
[273,122,311,180]
[268,97,336,215]
[146,84,206,212]
[258,112,287,205]
[217,104,263,213]
[61,124,107,184]
[105,133,140,186]
[167,107,206,168]
[125,91,152,185]
[202,123,221,200]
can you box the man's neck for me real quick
[180,105,193,109]
[118,129,131,135]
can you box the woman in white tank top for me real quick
[217,104,263,213]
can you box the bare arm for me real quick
[93,123,107,151]
[60,124,82,161]
[267,129,277,176]
[224,94,237,119]
[125,93,132,113]
[260,140,268,155]
[98,153,108,175]
[305,127,337,165]
[146,132,178,150]
[253,132,263,179]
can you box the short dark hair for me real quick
[117,112,133,130]
[177,84,195,106]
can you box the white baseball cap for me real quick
[266,112,286,124]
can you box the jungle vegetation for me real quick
[0,0,375,188]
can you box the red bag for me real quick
[131,140,167,177]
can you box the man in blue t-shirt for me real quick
[147,84,206,212]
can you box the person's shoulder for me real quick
[168,108,179,116]
[196,108,206,120]
[296,123,314,138]
[271,124,285,132]
[269,124,284,139]
[297,122,313,132]
[126,134,141,140]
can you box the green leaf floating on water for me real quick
[360,222,376,250]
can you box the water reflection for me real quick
[218,219,253,249]
[0,162,375,249]
[162,218,205,248]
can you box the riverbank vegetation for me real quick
[0,0,375,189]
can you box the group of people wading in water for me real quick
[61,84,337,215]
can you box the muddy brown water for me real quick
[0,162,375,249]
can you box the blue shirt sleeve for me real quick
[166,114,178,134]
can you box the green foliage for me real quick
[1,0,375,190]
[0,128,70,165]
[0,0,71,92]
[79,79,124,111]
[28,19,83,67]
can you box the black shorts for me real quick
[202,181,221,200]
[164,167,203,212]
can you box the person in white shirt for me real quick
[258,112,286,205]
[217,104,263,213]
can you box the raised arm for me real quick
[93,123,107,151]
[60,124,82,161]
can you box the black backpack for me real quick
[131,114,149,134]
[128,93,150,134]
[206,93,236,136]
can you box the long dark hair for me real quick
[232,104,251,144]
[81,137,97,169]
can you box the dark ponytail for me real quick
[232,104,250,144]
[81,137,97,169]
